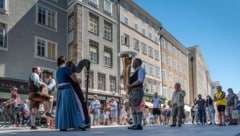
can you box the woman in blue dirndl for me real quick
[55,55,85,131]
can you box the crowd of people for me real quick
[191,86,239,126]
[1,55,240,132]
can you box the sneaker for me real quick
[30,126,38,130]
[45,112,54,118]
[127,125,136,129]
[170,124,176,127]
[132,125,143,130]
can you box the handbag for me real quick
[231,110,239,119]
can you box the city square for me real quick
[1,0,240,135]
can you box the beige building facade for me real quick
[67,0,120,102]
[119,0,162,102]
[188,46,215,105]
[159,28,190,104]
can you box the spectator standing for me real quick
[90,95,101,126]
[152,92,162,124]
[194,94,206,125]
[190,106,196,124]
[206,95,215,125]
[226,88,238,125]
[214,85,227,126]
[170,82,186,127]
[110,97,118,125]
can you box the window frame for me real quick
[88,13,99,35]
[88,0,99,8]
[104,47,112,68]
[0,23,7,50]
[68,12,74,32]
[36,5,57,31]
[104,0,112,14]
[121,33,130,46]
[97,73,106,90]
[110,76,116,92]
[89,40,99,64]
[34,36,58,61]
[103,20,112,41]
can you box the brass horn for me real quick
[118,51,137,94]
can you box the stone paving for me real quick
[0,124,239,136]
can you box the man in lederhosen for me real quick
[127,58,146,130]
[28,66,54,130]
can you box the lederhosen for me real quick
[28,75,51,109]
[128,69,144,107]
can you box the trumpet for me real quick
[118,51,137,94]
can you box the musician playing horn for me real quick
[127,58,146,130]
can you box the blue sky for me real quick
[134,0,240,93]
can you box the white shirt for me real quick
[152,97,161,108]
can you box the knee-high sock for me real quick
[136,112,143,126]
[30,113,36,127]
[132,112,137,126]
[47,99,53,113]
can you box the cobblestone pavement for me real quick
[0,124,239,136]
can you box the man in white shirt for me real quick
[152,92,162,124]
[110,97,118,124]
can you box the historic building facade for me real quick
[0,0,67,101]
[66,0,120,103]
[119,0,162,102]
[159,28,190,104]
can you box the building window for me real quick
[133,10,138,18]
[104,0,112,14]
[104,21,112,41]
[149,64,154,76]
[35,37,57,60]
[121,33,130,46]
[155,66,160,78]
[98,73,106,90]
[162,70,166,80]
[67,0,73,5]
[89,40,98,63]
[169,73,173,82]
[168,57,172,68]
[142,43,147,55]
[173,60,177,70]
[168,42,172,53]
[0,0,5,9]
[86,71,94,89]
[155,36,158,43]
[0,23,7,49]
[149,33,152,40]
[89,13,99,34]
[162,87,167,97]
[148,47,153,57]
[104,47,112,67]
[162,54,166,64]
[110,76,116,92]
[89,0,99,7]
[134,23,138,31]
[154,50,159,60]
[124,17,128,25]
[68,13,74,32]
[160,38,165,49]
[142,28,145,36]
[37,5,56,30]
[68,44,75,61]
[133,39,139,51]
[123,2,129,12]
